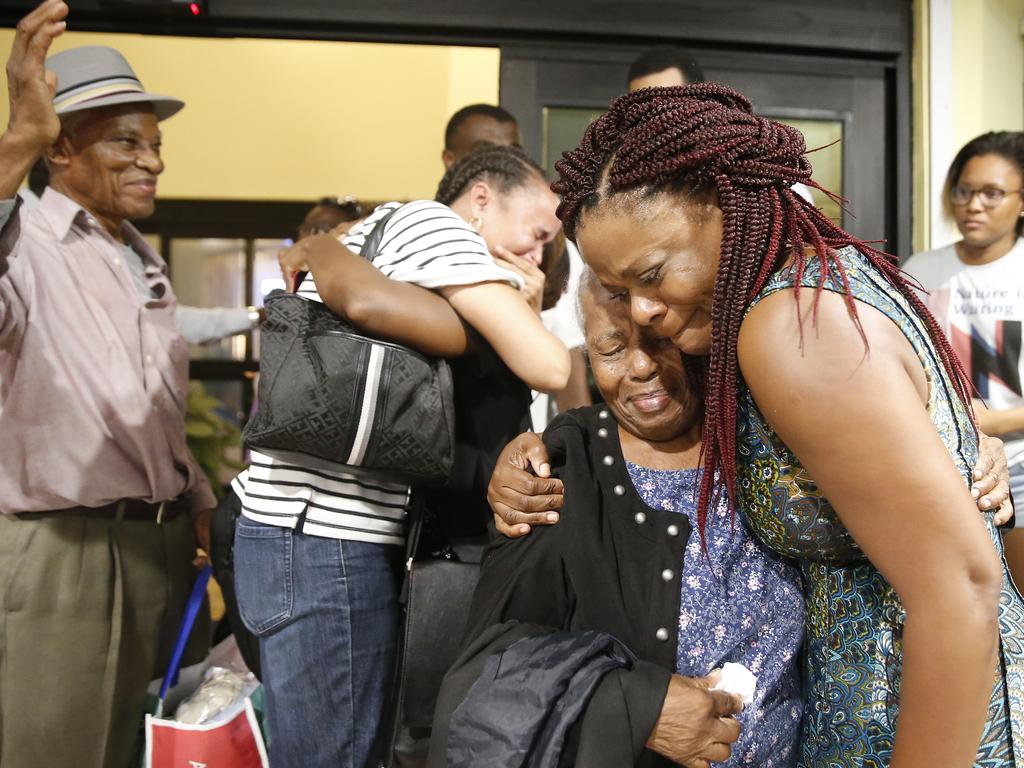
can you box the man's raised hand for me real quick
[6,0,68,152]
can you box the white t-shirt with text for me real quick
[903,239,1024,470]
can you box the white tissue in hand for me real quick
[710,662,757,708]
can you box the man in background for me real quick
[442,103,521,170]
[627,44,706,90]
[626,45,817,206]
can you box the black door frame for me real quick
[0,1,911,57]
[0,0,913,252]
[500,38,911,255]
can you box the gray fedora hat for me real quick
[47,46,184,121]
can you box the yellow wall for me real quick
[913,0,1024,251]
[0,30,500,201]
[913,0,931,253]
[952,0,1024,147]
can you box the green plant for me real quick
[185,381,244,497]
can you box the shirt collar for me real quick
[37,187,88,240]
[37,187,165,273]
[123,221,166,275]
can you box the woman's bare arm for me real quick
[739,289,1001,768]
[441,282,571,393]
[281,233,473,358]
[974,400,1024,438]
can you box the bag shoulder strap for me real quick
[404,493,427,569]
[358,204,402,262]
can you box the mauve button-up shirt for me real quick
[0,189,215,515]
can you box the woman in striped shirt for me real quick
[232,144,570,768]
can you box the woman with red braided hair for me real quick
[540,83,1024,766]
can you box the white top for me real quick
[532,242,587,431]
[903,239,1024,469]
[234,200,522,545]
[541,241,586,351]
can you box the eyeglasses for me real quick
[950,184,1023,208]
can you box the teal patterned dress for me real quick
[736,247,1024,766]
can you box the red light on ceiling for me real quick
[189,2,201,14]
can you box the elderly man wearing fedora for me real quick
[0,2,216,766]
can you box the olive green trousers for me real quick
[0,511,207,768]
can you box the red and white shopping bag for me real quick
[144,566,269,768]
[144,698,269,768]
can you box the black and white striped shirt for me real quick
[233,201,522,545]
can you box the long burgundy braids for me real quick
[554,83,973,543]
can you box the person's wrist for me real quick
[302,234,339,269]
[1,124,51,156]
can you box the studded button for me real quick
[667,524,680,537]
[597,427,608,438]
[598,409,609,419]
[661,569,674,582]
[613,484,625,496]
[655,627,669,641]
[602,455,614,467]
[634,512,647,525]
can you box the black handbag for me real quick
[242,209,457,486]
[388,503,481,767]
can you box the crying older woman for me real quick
[428,272,804,768]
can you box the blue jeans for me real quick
[234,517,401,768]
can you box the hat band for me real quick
[54,79,146,113]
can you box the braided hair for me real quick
[554,83,973,542]
[436,143,546,205]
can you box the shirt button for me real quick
[613,484,625,496]
[145,354,154,364]
[598,409,609,419]
[597,427,608,438]
[113,258,121,267]
[602,455,614,467]
[661,569,674,582]
[634,512,647,525]
[667,524,680,536]
[656,627,669,642]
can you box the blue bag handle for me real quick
[156,563,213,712]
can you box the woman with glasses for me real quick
[904,132,1024,510]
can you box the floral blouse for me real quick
[626,463,805,767]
